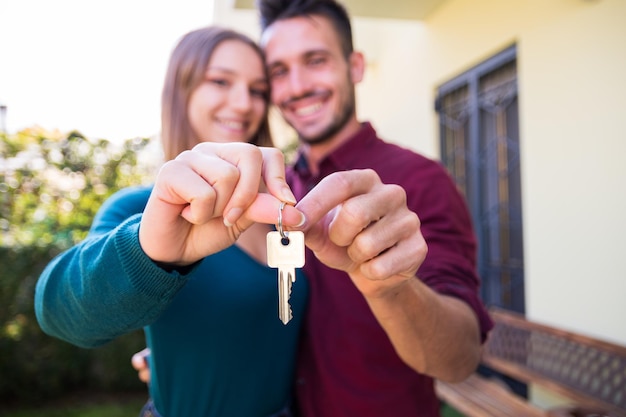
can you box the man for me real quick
[133,0,493,415]
[258,0,493,415]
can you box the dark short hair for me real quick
[258,0,353,58]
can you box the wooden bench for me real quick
[435,307,626,417]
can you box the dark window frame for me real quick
[436,44,524,313]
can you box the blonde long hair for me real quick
[161,27,273,161]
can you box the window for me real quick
[436,45,524,313]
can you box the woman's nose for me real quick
[230,84,252,112]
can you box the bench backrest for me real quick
[483,308,626,416]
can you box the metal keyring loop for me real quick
[277,201,288,240]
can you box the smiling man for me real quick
[258,0,494,416]
[262,13,361,164]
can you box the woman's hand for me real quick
[139,142,304,266]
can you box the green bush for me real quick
[0,127,157,406]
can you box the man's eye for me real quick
[308,57,325,66]
[270,68,287,79]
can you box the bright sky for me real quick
[0,0,215,143]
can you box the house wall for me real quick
[422,0,626,348]
[213,0,626,346]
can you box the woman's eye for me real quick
[209,78,229,87]
[250,88,269,99]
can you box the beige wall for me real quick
[421,0,626,347]
[213,0,626,345]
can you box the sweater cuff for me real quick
[114,214,189,300]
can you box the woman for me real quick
[35,27,308,417]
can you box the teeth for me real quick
[294,103,322,116]
[220,119,245,130]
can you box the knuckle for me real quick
[234,188,258,206]
[404,210,421,232]
[158,159,183,176]
[363,258,388,281]
[324,170,352,191]
[386,183,407,204]
[173,150,193,162]
[347,233,379,262]
[262,146,285,161]
[363,168,379,181]
[340,199,370,225]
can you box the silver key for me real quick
[267,230,305,324]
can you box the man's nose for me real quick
[287,66,311,98]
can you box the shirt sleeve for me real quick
[34,188,190,348]
[407,164,494,342]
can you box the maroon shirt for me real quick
[287,122,493,417]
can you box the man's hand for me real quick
[294,169,480,381]
[294,169,427,298]
[139,142,304,266]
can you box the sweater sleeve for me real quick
[34,188,190,348]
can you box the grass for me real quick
[2,395,466,417]
[441,402,466,417]
[1,392,147,417]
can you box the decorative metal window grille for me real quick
[436,45,524,313]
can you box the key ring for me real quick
[277,201,288,240]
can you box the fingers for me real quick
[190,142,262,226]
[138,368,151,384]
[351,214,425,280]
[294,169,426,292]
[131,348,150,369]
[295,169,382,233]
[152,143,298,225]
[241,193,304,228]
[154,151,240,225]
[295,169,395,253]
[131,348,151,384]
[139,142,304,265]
[189,143,297,226]
[259,147,297,206]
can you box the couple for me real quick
[35,0,493,416]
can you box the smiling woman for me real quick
[187,40,269,145]
[33,25,308,417]
[0,0,214,143]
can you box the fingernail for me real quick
[296,212,306,228]
[282,187,297,205]
[223,207,242,227]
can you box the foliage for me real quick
[1,127,156,248]
[0,127,157,406]
[1,392,146,417]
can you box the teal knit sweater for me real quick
[35,186,308,417]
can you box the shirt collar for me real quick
[292,122,376,177]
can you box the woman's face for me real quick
[188,39,269,143]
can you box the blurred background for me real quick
[1,1,214,415]
[2,0,625,415]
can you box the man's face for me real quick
[262,15,359,145]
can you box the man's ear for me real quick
[349,51,365,84]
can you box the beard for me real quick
[281,79,357,146]
[297,92,355,145]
